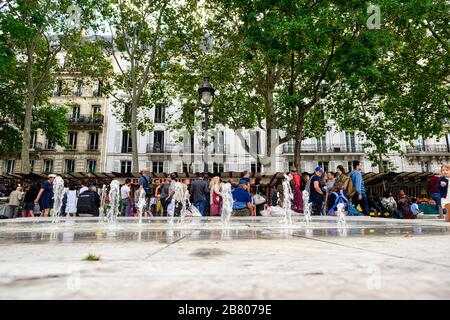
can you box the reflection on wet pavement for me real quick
[0,217,448,244]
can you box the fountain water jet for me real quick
[282,174,293,226]
[106,180,120,225]
[336,203,347,228]
[302,189,312,226]
[221,183,233,227]
[51,176,65,224]
[98,184,107,222]
[136,188,146,225]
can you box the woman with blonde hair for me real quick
[438,163,450,222]
[209,176,223,216]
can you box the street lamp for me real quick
[198,76,215,174]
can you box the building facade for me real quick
[0,73,109,175]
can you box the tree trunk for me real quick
[131,99,139,173]
[378,151,384,173]
[294,107,306,170]
[21,45,36,174]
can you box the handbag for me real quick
[253,193,267,205]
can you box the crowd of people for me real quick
[1,162,450,222]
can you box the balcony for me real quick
[282,144,364,154]
[406,144,450,154]
[87,144,99,151]
[146,143,228,154]
[67,114,104,127]
[29,142,43,151]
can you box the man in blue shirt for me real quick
[232,179,255,216]
[308,167,325,215]
[349,160,369,215]
[138,168,152,216]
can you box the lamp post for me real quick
[198,76,215,174]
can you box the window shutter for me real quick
[113,160,120,173]
[163,161,169,173]
[115,130,122,153]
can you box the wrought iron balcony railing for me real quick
[282,144,364,154]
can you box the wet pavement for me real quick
[1,216,450,299]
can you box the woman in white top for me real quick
[65,184,78,217]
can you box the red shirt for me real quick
[292,173,301,190]
[428,175,440,193]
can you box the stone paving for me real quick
[0,216,449,299]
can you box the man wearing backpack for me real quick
[138,168,152,216]
[349,160,369,216]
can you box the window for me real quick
[153,131,165,152]
[154,103,165,123]
[319,161,329,173]
[87,160,97,173]
[29,132,37,149]
[213,162,224,174]
[93,80,102,97]
[65,159,75,173]
[54,80,62,96]
[121,131,132,153]
[183,163,192,173]
[4,159,15,174]
[250,131,261,155]
[91,105,101,117]
[317,136,327,152]
[418,136,427,152]
[71,105,80,121]
[420,161,430,173]
[123,103,131,123]
[73,81,83,96]
[45,139,55,150]
[347,161,353,173]
[43,160,53,174]
[213,130,225,153]
[88,132,99,150]
[284,139,295,153]
[120,161,132,174]
[152,161,164,173]
[251,162,262,173]
[67,132,77,150]
[345,132,356,152]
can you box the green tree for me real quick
[0,0,111,173]
[102,0,197,172]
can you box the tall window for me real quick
[213,131,225,153]
[317,136,327,152]
[250,131,261,155]
[67,132,77,150]
[154,103,165,123]
[91,105,101,117]
[45,139,55,150]
[29,131,37,149]
[418,136,427,151]
[251,162,262,173]
[123,103,131,123]
[152,161,164,173]
[183,163,192,173]
[88,132,99,150]
[153,131,164,152]
[121,131,132,153]
[347,161,353,173]
[213,162,224,174]
[54,80,63,96]
[73,81,83,96]
[345,132,356,152]
[87,160,97,173]
[43,160,53,174]
[319,161,329,173]
[71,105,80,121]
[420,161,430,173]
[4,159,15,174]
[120,161,132,174]
[65,159,75,173]
[92,80,102,97]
